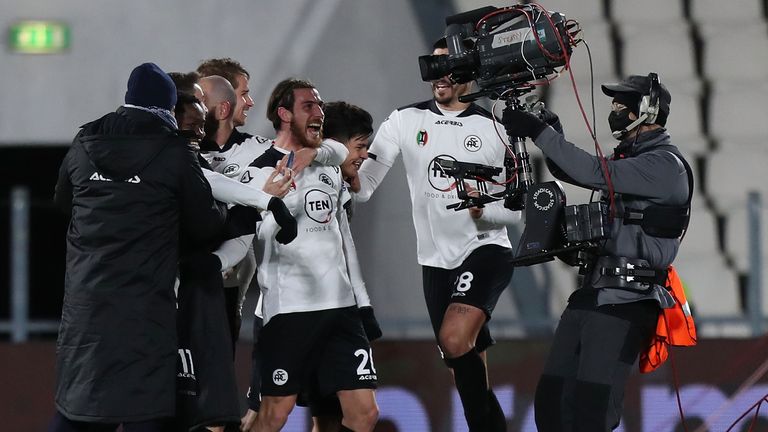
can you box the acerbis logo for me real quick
[319,173,334,188]
[533,187,555,211]
[416,129,429,146]
[304,189,334,223]
[272,369,288,386]
[223,164,240,176]
[240,171,253,184]
[463,135,482,152]
[427,155,458,191]
[435,119,463,127]
[89,172,140,184]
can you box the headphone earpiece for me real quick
[639,72,661,124]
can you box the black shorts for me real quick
[297,385,343,418]
[422,244,514,352]
[247,316,264,411]
[259,306,377,397]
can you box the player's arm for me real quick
[240,163,297,245]
[473,200,522,225]
[337,197,382,341]
[355,111,402,202]
[288,138,349,174]
[204,169,273,209]
[213,234,255,270]
[464,168,522,226]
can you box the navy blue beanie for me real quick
[124,63,177,111]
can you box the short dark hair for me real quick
[266,78,316,131]
[174,91,201,120]
[322,101,373,143]
[197,58,250,90]
[168,71,200,95]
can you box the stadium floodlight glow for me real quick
[8,20,70,54]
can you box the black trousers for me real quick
[534,289,659,431]
[48,412,170,432]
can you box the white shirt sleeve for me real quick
[355,111,401,202]
[476,201,522,226]
[237,165,271,190]
[338,200,371,308]
[204,169,272,209]
[213,234,254,270]
[314,138,349,166]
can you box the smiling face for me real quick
[233,73,254,127]
[340,134,370,179]
[287,87,324,148]
[430,47,470,107]
[178,101,207,143]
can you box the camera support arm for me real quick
[502,96,535,211]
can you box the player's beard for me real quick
[204,111,219,139]
[290,118,322,148]
[432,81,456,105]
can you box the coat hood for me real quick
[77,107,182,181]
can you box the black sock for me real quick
[445,350,490,432]
[488,388,508,431]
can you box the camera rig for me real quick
[422,3,608,266]
[419,3,579,101]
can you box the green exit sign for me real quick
[8,20,70,54]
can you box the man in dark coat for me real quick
[51,62,225,431]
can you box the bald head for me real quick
[199,75,236,116]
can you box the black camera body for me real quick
[512,181,609,267]
[419,4,574,100]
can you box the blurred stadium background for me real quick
[1,0,767,430]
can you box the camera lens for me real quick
[418,54,451,82]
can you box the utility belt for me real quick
[588,256,668,292]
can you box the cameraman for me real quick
[356,38,521,432]
[502,74,690,431]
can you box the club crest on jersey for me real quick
[463,135,482,152]
[319,173,334,188]
[427,154,458,191]
[304,189,334,223]
[416,129,428,146]
[272,369,288,386]
[223,163,240,176]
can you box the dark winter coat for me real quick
[53,107,224,423]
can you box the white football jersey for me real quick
[203,134,273,178]
[241,146,356,324]
[358,100,516,269]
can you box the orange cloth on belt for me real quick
[639,265,697,373]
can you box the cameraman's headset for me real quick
[611,72,661,139]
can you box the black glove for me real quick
[538,106,563,136]
[179,251,222,276]
[223,205,260,239]
[268,197,297,245]
[501,108,548,139]
[359,306,383,342]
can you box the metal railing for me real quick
[2,188,766,341]
[0,186,59,341]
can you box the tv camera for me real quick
[423,3,608,267]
